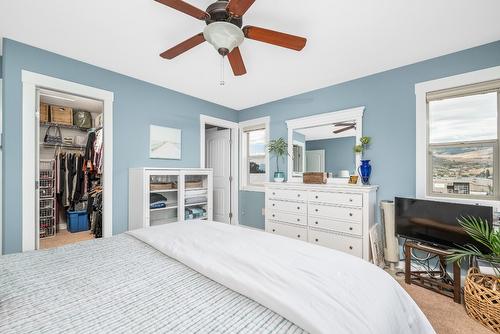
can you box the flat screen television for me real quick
[395,197,493,250]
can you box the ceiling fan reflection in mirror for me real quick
[155,0,307,83]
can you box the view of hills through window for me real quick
[429,91,498,198]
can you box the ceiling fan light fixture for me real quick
[203,22,244,56]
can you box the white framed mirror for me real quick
[286,106,365,183]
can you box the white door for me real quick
[206,128,231,224]
[306,150,325,172]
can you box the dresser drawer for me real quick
[308,229,363,258]
[309,191,362,207]
[267,210,306,226]
[268,200,307,215]
[308,216,362,236]
[266,221,307,241]
[268,188,306,201]
[309,204,362,222]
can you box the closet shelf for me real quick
[150,189,178,193]
[41,142,86,150]
[150,205,178,212]
[185,202,208,207]
[185,187,208,192]
[40,122,89,132]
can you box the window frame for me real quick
[415,66,500,209]
[239,116,270,192]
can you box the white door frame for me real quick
[200,114,239,225]
[22,70,114,251]
[0,79,3,255]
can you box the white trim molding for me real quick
[239,116,270,192]
[286,106,365,182]
[199,114,239,225]
[415,65,500,210]
[21,70,114,251]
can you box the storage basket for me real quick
[50,105,73,125]
[150,182,176,191]
[66,210,89,233]
[464,267,500,333]
[185,180,203,189]
[40,187,54,198]
[40,160,54,171]
[40,103,50,123]
[303,172,327,184]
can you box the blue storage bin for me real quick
[66,210,89,233]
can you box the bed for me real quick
[0,221,434,334]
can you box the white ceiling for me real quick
[39,89,103,113]
[296,124,355,141]
[1,0,500,110]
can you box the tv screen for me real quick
[395,197,493,250]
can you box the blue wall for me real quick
[238,40,500,229]
[306,137,356,174]
[2,39,237,254]
[0,55,3,78]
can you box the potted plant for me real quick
[267,137,288,182]
[447,216,499,331]
[354,136,372,185]
[447,216,500,276]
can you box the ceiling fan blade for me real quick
[155,0,209,20]
[226,0,255,17]
[333,125,356,134]
[227,47,247,76]
[243,26,307,51]
[160,33,205,59]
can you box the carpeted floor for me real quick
[39,229,95,249]
[400,281,493,334]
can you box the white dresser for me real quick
[265,182,378,261]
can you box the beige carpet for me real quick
[400,281,494,334]
[39,229,95,249]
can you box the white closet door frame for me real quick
[199,114,239,225]
[21,71,114,252]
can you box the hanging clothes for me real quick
[93,128,104,174]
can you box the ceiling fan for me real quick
[333,122,356,134]
[155,0,307,77]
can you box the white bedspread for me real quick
[128,221,435,334]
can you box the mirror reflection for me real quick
[292,121,356,178]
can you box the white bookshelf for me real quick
[128,168,213,230]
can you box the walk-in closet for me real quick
[38,89,104,249]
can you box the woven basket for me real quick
[464,267,500,333]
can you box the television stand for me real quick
[404,241,461,303]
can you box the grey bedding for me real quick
[0,234,305,334]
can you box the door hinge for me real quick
[229,176,233,182]
[229,212,233,219]
[35,180,39,190]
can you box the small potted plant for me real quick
[267,137,288,182]
[447,216,499,276]
[354,136,372,185]
[447,216,499,332]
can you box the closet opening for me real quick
[37,89,104,250]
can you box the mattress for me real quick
[0,234,305,334]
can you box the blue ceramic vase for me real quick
[358,160,372,185]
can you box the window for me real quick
[240,117,270,191]
[427,80,500,200]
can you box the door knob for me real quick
[297,235,301,238]
[349,246,353,250]
[315,238,319,242]
[272,229,276,232]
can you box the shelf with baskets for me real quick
[39,159,57,239]
[129,168,213,230]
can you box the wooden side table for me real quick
[404,241,461,303]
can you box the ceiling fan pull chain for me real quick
[220,55,225,86]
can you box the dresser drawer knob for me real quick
[349,198,353,202]
[349,227,353,231]
[297,206,300,210]
[315,195,319,199]
[315,221,318,225]
[272,214,275,218]
[349,246,353,250]
[297,218,300,222]
[272,192,276,195]
[272,229,276,232]
[297,234,301,238]
[272,203,275,207]
[349,213,353,217]
[315,209,319,212]
[315,238,319,242]
[297,194,301,197]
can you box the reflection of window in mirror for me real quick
[293,144,303,173]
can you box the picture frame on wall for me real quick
[149,125,181,160]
